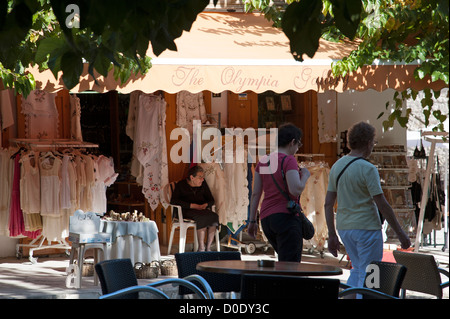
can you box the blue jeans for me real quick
[338,229,383,288]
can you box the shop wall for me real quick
[210,92,228,127]
[337,89,407,147]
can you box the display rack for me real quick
[413,131,448,251]
[10,138,98,150]
[369,145,416,241]
[10,138,99,263]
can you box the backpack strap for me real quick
[335,157,364,191]
[267,155,292,202]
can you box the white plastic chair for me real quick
[162,182,198,254]
[162,182,220,254]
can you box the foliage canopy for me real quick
[0,0,212,95]
[246,0,449,132]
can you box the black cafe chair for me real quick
[175,251,242,298]
[393,250,449,299]
[339,260,407,299]
[95,258,213,299]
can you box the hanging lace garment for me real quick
[74,155,86,211]
[199,158,249,232]
[39,152,70,241]
[9,154,41,238]
[223,160,249,232]
[134,93,168,211]
[299,163,330,251]
[91,155,118,215]
[60,154,71,210]
[176,91,207,138]
[70,94,83,141]
[19,151,43,232]
[81,154,95,212]
[67,155,78,209]
[127,91,144,184]
[199,163,228,225]
[21,90,59,139]
[39,154,62,217]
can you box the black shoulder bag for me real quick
[268,156,315,240]
[336,157,385,223]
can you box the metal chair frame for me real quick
[95,258,214,299]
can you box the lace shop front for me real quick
[1,12,447,261]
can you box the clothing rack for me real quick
[295,153,325,160]
[414,131,448,252]
[10,138,98,150]
[10,138,99,263]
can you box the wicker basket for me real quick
[160,259,178,276]
[134,261,159,279]
[81,261,94,277]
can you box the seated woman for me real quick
[170,166,219,251]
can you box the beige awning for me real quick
[29,12,446,94]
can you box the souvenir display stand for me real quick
[413,131,448,251]
[369,144,417,241]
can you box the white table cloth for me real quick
[99,220,161,264]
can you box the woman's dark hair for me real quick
[277,123,303,147]
[347,121,376,150]
[187,165,204,179]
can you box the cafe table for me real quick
[196,260,343,277]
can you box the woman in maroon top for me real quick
[248,123,310,262]
[171,166,219,251]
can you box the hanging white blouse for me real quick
[39,155,62,217]
[67,157,78,209]
[91,155,118,215]
[20,152,43,232]
[60,154,71,210]
[20,152,41,215]
[81,154,95,212]
[74,155,86,211]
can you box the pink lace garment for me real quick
[9,154,41,238]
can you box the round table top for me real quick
[196,260,343,276]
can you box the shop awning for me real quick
[29,12,446,94]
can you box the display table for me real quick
[99,220,161,264]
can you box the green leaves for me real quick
[1,0,211,92]
[379,88,447,133]
[329,0,361,40]
[280,0,362,61]
[282,0,323,61]
[60,51,83,91]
